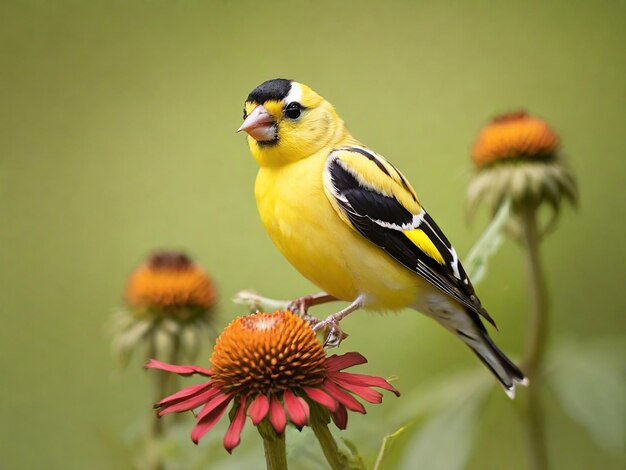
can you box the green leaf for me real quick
[547,338,626,454]
[399,390,486,470]
[373,426,406,470]
[464,197,511,285]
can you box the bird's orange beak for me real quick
[237,105,277,142]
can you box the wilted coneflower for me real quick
[145,310,399,467]
[112,250,217,368]
[467,111,577,225]
[467,112,578,470]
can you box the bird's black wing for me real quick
[323,146,495,326]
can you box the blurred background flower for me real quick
[1,1,624,469]
[467,110,578,232]
[111,250,217,468]
[112,250,217,369]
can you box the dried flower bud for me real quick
[467,111,578,234]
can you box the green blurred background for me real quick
[1,1,624,469]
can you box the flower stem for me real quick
[258,421,288,470]
[311,418,344,470]
[518,205,549,470]
[520,207,548,376]
[146,331,180,470]
[310,408,365,470]
[151,369,168,436]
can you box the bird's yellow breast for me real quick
[255,150,423,310]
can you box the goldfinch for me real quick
[238,79,527,397]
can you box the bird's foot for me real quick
[312,316,348,348]
[287,295,315,316]
[287,297,326,332]
[287,293,337,316]
[311,296,363,348]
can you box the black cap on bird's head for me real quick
[246,78,293,105]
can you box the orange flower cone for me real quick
[471,111,559,167]
[125,251,217,314]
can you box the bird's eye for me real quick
[284,102,302,119]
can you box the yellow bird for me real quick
[238,79,527,397]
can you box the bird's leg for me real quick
[287,292,337,316]
[288,293,338,329]
[313,296,364,348]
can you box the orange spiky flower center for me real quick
[472,111,559,167]
[210,311,327,395]
[125,251,216,309]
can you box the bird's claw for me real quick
[287,295,315,315]
[324,323,348,348]
[313,318,348,348]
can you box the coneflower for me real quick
[146,310,399,468]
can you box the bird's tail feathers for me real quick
[416,297,528,398]
[458,327,528,399]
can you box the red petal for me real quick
[321,380,365,413]
[269,395,287,434]
[191,399,231,444]
[158,385,221,416]
[326,352,367,371]
[247,394,270,425]
[283,390,309,428]
[302,387,338,412]
[224,396,248,453]
[331,405,348,430]
[156,382,212,407]
[144,358,212,376]
[196,392,234,421]
[330,378,383,404]
[328,371,400,397]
